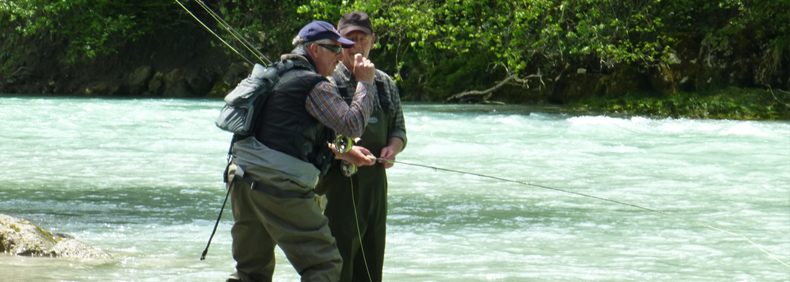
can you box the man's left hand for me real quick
[379,137,404,169]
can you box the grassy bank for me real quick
[570,87,790,120]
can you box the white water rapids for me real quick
[1,97,787,281]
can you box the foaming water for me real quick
[1,98,788,281]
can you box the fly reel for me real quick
[341,160,358,177]
[333,134,354,154]
[334,134,358,177]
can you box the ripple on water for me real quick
[1,99,788,281]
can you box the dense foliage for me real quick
[2,0,789,119]
[299,1,788,83]
[1,0,176,61]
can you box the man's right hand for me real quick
[335,145,376,167]
[353,53,375,84]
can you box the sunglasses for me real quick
[316,43,343,54]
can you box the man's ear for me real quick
[371,34,376,48]
[307,43,318,57]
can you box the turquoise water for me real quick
[1,97,788,281]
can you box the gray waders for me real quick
[228,162,343,282]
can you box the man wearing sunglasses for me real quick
[314,11,408,282]
[225,20,378,282]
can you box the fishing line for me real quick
[349,178,374,282]
[174,0,269,65]
[193,0,271,65]
[377,158,790,270]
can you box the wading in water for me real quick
[223,20,378,282]
[315,11,407,282]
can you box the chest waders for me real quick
[315,75,392,282]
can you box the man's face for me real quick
[310,41,343,76]
[340,31,374,69]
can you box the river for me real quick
[0,96,788,281]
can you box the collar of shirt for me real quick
[334,62,356,85]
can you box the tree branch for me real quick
[445,73,544,103]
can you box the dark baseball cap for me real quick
[296,20,355,48]
[338,11,373,36]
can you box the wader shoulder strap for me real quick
[332,71,389,111]
[374,73,391,112]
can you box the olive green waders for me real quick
[316,108,391,282]
[227,163,343,282]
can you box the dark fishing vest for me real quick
[252,58,335,175]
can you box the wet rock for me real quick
[52,238,112,259]
[0,214,111,259]
[163,68,194,97]
[185,69,217,96]
[0,214,56,256]
[128,65,154,95]
[210,62,251,97]
[164,79,194,97]
[164,68,186,91]
[148,71,165,95]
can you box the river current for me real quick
[0,96,788,281]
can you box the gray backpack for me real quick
[215,63,278,136]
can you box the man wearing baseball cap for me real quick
[225,20,379,282]
[315,12,408,282]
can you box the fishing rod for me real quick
[192,0,271,65]
[375,158,790,270]
[174,0,271,66]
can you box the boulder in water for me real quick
[0,214,111,259]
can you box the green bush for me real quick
[1,0,178,62]
[2,0,789,119]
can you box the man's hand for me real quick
[353,53,375,84]
[378,137,404,169]
[336,145,376,167]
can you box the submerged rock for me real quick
[0,214,111,259]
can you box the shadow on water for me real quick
[0,186,229,228]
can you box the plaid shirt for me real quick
[305,79,375,138]
[333,63,408,148]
